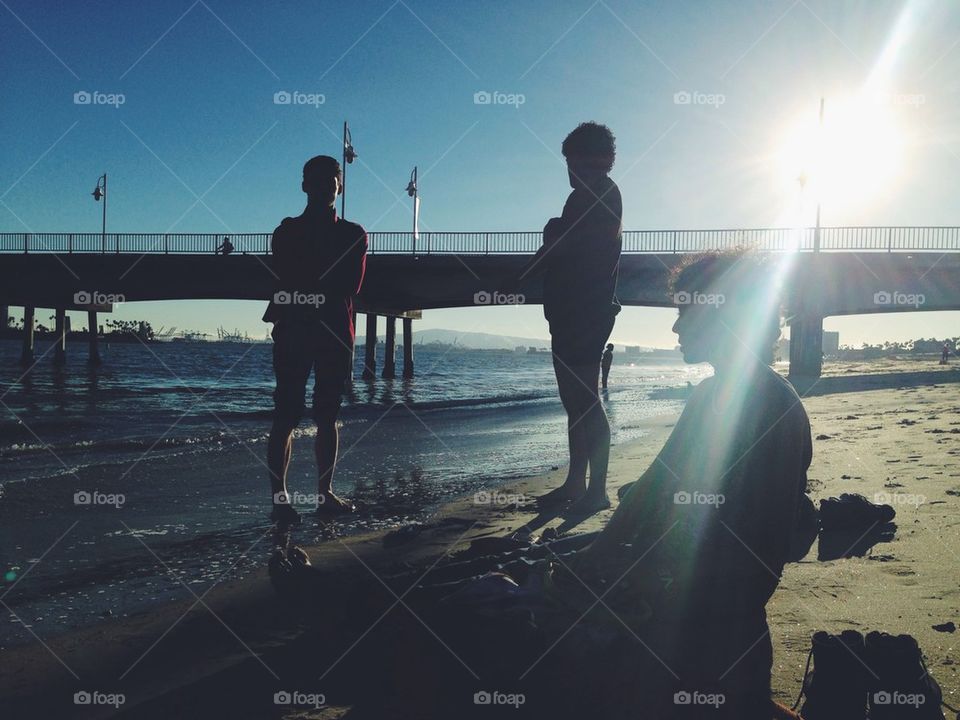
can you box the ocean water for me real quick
[0,338,709,646]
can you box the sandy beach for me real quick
[3,359,959,717]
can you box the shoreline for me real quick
[4,363,960,716]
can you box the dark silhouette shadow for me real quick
[817,522,897,561]
[511,122,622,516]
[795,368,960,397]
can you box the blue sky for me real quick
[2,0,959,347]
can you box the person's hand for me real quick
[543,217,564,246]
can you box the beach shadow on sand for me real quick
[793,368,960,397]
[817,522,898,561]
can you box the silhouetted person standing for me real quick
[942,343,950,364]
[601,343,614,388]
[264,155,367,522]
[514,122,622,516]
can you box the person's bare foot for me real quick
[565,492,611,517]
[317,491,355,514]
[537,484,584,508]
[270,503,302,526]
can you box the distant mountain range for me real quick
[378,327,672,352]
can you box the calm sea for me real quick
[0,337,708,646]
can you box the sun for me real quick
[775,96,905,217]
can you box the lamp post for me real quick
[814,97,824,253]
[92,173,107,252]
[405,166,418,254]
[341,121,356,218]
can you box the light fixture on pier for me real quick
[341,122,357,218]
[406,166,420,244]
[91,173,107,252]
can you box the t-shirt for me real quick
[616,364,812,618]
[542,176,622,326]
[261,208,367,346]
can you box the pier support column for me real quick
[20,306,35,366]
[362,313,377,380]
[54,308,67,365]
[0,305,8,333]
[788,313,824,384]
[87,311,101,366]
[402,317,414,378]
[382,317,397,379]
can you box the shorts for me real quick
[550,314,615,368]
[272,321,353,424]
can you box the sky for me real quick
[2,0,959,348]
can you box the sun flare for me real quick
[776,96,905,217]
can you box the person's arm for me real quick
[320,225,367,297]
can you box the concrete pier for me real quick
[382,316,397,379]
[402,317,414,378]
[20,306,35,366]
[788,313,824,382]
[0,305,8,331]
[54,308,67,365]
[362,313,377,380]
[87,311,101,365]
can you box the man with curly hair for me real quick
[516,121,623,516]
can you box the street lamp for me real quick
[405,166,419,252]
[341,121,356,218]
[92,173,107,252]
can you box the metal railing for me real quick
[2,227,959,255]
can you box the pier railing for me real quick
[2,227,959,255]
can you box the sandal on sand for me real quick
[819,493,895,531]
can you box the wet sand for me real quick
[2,359,959,717]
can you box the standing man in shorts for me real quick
[515,122,622,515]
[264,155,367,522]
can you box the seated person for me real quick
[566,249,811,718]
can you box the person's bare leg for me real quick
[268,420,300,523]
[314,406,353,512]
[539,363,590,505]
[566,363,611,515]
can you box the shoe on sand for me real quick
[819,493,895,531]
[866,632,946,719]
[797,630,869,720]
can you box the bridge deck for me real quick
[3,227,960,255]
